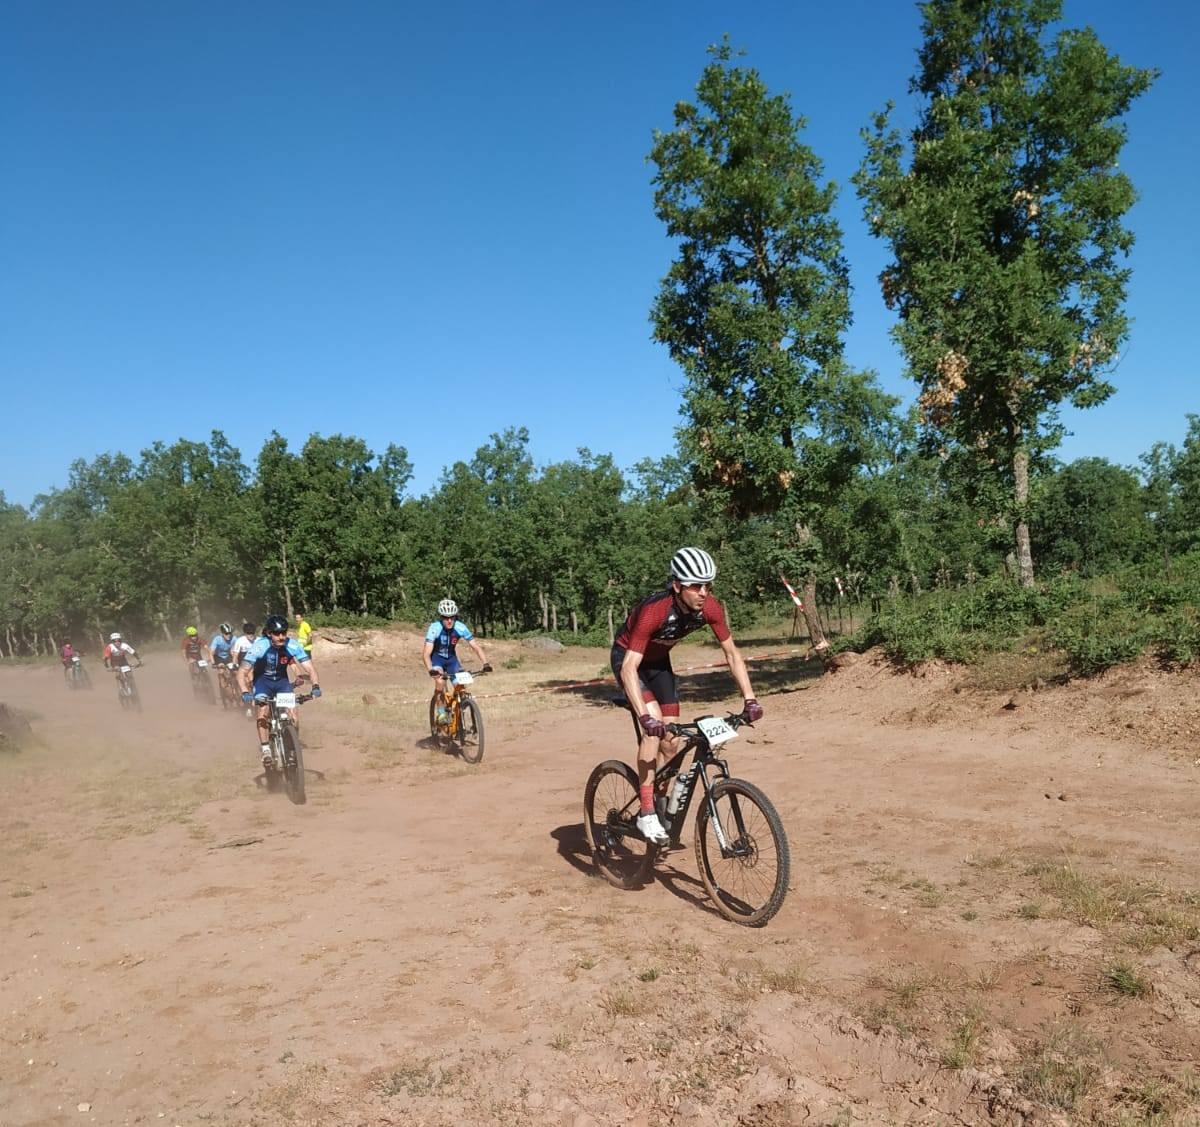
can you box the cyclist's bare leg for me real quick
[255,702,271,746]
[635,700,679,788]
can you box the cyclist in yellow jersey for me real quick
[296,612,313,658]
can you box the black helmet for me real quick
[264,614,288,635]
[243,622,256,634]
[219,622,233,636]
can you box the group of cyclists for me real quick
[420,546,763,844]
[54,547,762,844]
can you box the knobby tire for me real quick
[283,725,306,805]
[694,777,789,927]
[583,760,657,890]
[456,698,484,764]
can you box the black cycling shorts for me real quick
[610,645,680,717]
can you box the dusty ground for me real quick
[2,635,1198,1126]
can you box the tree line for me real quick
[1,416,1196,657]
[2,2,1181,657]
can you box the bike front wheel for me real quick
[283,725,306,805]
[694,777,789,927]
[456,698,484,764]
[428,694,443,745]
[583,760,657,890]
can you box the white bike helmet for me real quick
[110,632,123,641]
[437,598,458,617]
[670,547,717,585]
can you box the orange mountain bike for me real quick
[428,669,488,763]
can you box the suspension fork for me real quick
[695,754,741,852]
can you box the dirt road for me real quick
[2,640,1198,1125]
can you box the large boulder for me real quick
[318,627,366,646]
[522,636,566,653]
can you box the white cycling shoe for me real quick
[636,812,669,845]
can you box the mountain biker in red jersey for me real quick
[611,547,763,845]
[180,626,205,672]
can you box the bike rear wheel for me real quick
[694,777,789,927]
[283,725,306,805]
[584,760,657,890]
[456,698,484,764]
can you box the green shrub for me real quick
[1152,607,1200,667]
[845,552,1200,675]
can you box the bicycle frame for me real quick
[431,670,484,737]
[266,692,308,763]
[612,711,752,856]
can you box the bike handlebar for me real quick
[665,711,751,738]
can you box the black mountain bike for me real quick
[114,663,142,712]
[190,659,216,706]
[66,655,92,690]
[263,689,313,805]
[583,704,790,927]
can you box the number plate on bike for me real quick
[120,665,132,673]
[453,671,474,685]
[275,692,297,709]
[197,659,208,668]
[697,716,738,747]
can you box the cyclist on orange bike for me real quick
[422,599,491,691]
[612,547,763,845]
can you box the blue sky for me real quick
[2,0,1194,506]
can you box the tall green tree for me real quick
[1032,457,1152,575]
[1141,415,1200,563]
[650,41,883,649]
[856,0,1156,587]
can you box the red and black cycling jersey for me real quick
[181,636,203,660]
[614,588,730,663]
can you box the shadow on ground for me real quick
[550,821,730,923]
[533,656,823,710]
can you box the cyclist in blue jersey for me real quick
[423,599,491,685]
[209,622,236,664]
[209,622,237,698]
[238,613,321,768]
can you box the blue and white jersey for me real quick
[209,634,235,662]
[245,636,308,680]
[425,619,473,661]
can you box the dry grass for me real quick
[75,755,247,837]
[376,1056,466,1098]
[1102,960,1151,999]
[1018,1024,1103,1113]
[758,960,810,995]
[958,648,1068,694]
[599,990,647,1018]
[941,1005,988,1069]
[1027,858,1200,950]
